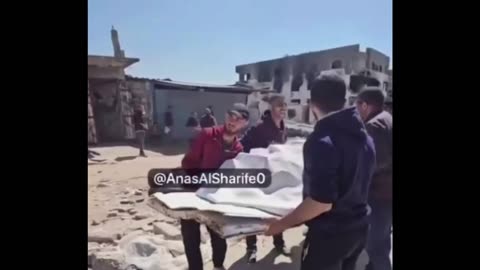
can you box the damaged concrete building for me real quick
[88,27,140,144]
[236,44,392,107]
[88,27,270,144]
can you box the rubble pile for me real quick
[88,187,211,270]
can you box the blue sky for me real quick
[88,0,392,84]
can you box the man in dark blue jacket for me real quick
[241,94,289,263]
[265,74,376,270]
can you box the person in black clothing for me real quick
[186,111,199,127]
[164,105,174,129]
[356,88,393,270]
[241,95,289,263]
[164,105,174,142]
[133,105,148,157]
[185,112,200,146]
[200,108,217,128]
[265,74,376,270]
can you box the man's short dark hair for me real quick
[357,87,385,109]
[310,74,346,113]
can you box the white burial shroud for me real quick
[195,137,305,217]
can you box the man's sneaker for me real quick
[246,250,257,263]
[274,245,291,256]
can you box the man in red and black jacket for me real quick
[240,94,290,263]
[180,103,249,270]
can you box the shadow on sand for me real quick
[90,138,189,157]
[143,139,189,156]
[228,242,304,270]
[114,155,138,162]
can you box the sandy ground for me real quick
[88,143,390,270]
[88,144,186,224]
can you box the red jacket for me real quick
[181,125,243,170]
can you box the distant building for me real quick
[235,44,392,106]
[386,69,393,100]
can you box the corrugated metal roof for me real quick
[126,75,273,94]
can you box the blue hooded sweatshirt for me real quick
[303,107,376,233]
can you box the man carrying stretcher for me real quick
[180,103,249,270]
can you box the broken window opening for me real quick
[306,64,319,90]
[291,73,303,92]
[290,99,301,105]
[246,73,251,80]
[331,60,343,69]
[287,108,297,119]
[273,67,284,93]
[349,74,380,94]
[257,65,272,82]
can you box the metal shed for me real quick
[126,77,271,140]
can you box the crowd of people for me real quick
[140,74,392,270]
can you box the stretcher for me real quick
[148,191,276,238]
[148,138,306,238]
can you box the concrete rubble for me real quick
[89,230,208,270]
[88,228,121,244]
[152,222,181,240]
[88,173,211,270]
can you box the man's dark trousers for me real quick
[301,225,368,270]
[135,130,146,155]
[366,199,392,270]
[246,234,284,251]
[180,219,226,270]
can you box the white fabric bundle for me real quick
[196,138,305,216]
